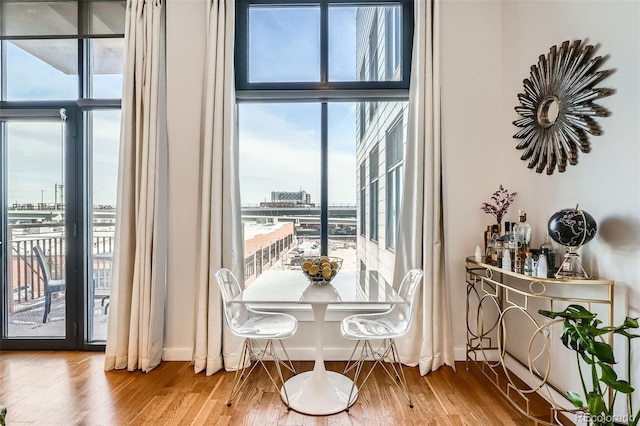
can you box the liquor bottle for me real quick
[539,233,556,277]
[503,222,517,268]
[503,221,511,239]
[514,210,532,273]
[494,240,504,268]
[484,225,492,261]
[523,252,534,276]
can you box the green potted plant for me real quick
[538,304,639,426]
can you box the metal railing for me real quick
[6,223,115,313]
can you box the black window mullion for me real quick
[402,0,413,83]
[320,102,328,255]
[235,1,249,90]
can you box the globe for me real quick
[548,207,597,248]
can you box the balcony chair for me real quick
[340,268,424,412]
[215,268,298,409]
[33,245,66,323]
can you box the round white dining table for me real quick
[238,270,404,415]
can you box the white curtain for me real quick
[392,0,454,375]
[192,0,245,376]
[104,0,168,373]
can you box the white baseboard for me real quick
[162,345,471,363]
[162,347,193,361]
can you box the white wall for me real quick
[441,0,640,415]
[164,0,207,360]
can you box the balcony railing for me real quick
[6,222,115,313]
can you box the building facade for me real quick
[355,5,408,283]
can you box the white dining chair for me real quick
[340,268,424,412]
[215,268,298,409]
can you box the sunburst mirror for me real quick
[513,40,614,174]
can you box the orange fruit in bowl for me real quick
[322,266,332,278]
[309,264,320,276]
[302,261,312,271]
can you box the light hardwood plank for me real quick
[0,351,553,425]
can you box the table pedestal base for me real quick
[280,371,358,415]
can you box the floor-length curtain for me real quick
[104,0,168,373]
[392,0,454,375]
[192,0,244,376]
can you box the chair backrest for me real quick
[391,268,424,334]
[214,268,249,333]
[33,245,52,283]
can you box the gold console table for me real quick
[465,257,614,425]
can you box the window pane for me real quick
[328,6,357,81]
[328,103,357,271]
[91,38,124,98]
[88,110,120,343]
[1,2,78,38]
[249,6,320,83]
[5,118,67,338]
[0,1,125,38]
[6,40,78,101]
[329,4,402,82]
[89,1,126,36]
[239,103,321,283]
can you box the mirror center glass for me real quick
[537,95,560,128]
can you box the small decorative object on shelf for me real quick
[548,205,597,279]
[474,245,483,262]
[301,256,342,285]
[480,185,518,227]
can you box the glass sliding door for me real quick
[0,107,79,348]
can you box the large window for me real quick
[236,0,412,278]
[0,0,125,349]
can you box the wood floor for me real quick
[0,351,550,425]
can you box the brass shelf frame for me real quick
[465,257,614,425]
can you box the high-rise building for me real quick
[355,5,407,280]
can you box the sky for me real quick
[3,5,365,207]
[240,6,359,205]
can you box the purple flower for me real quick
[481,185,517,224]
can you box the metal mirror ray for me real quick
[513,40,614,174]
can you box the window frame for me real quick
[0,0,124,349]
[235,0,413,100]
[235,0,413,255]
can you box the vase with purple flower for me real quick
[480,185,517,236]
